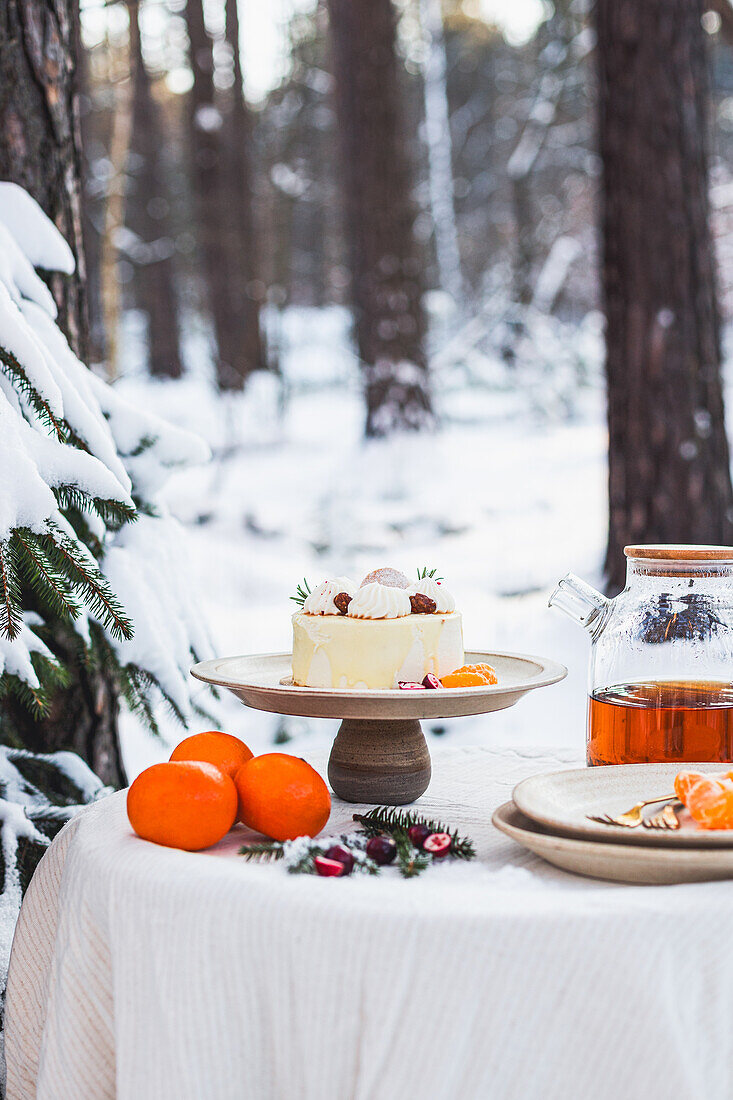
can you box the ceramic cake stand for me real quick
[191,650,566,805]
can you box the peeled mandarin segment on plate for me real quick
[441,663,498,688]
[469,663,498,684]
[686,776,733,830]
[674,769,733,809]
[441,671,487,687]
[674,770,707,806]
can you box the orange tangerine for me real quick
[127,761,238,850]
[685,775,733,830]
[170,730,253,780]
[234,753,331,841]
[674,770,707,806]
[441,663,498,688]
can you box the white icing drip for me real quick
[407,577,456,614]
[303,577,357,615]
[347,581,411,619]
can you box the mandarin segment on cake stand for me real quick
[191,651,567,805]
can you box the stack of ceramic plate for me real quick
[493,762,733,884]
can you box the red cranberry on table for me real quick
[398,681,426,691]
[423,833,452,857]
[408,824,431,848]
[422,674,442,689]
[314,856,349,878]
[325,844,354,874]
[366,836,397,866]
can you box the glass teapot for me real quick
[549,545,733,766]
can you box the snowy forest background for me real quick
[6,0,733,779]
[85,0,613,773]
[72,0,733,777]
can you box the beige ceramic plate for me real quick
[191,649,566,720]
[513,763,733,848]
[493,801,733,884]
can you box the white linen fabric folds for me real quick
[6,746,733,1100]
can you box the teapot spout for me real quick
[549,573,611,637]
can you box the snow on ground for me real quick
[118,306,607,778]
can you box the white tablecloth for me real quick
[6,744,733,1100]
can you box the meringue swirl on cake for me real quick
[407,577,455,614]
[347,581,411,619]
[303,577,356,615]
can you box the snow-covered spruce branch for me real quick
[0,347,66,441]
[0,183,210,732]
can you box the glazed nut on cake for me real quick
[291,568,465,689]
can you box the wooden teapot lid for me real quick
[624,544,733,561]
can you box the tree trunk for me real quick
[185,0,265,390]
[597,0,733,591]
[0,0,126,787]
[327,0,431,437]
[419,0,463,306]
[222,0,268,380]
[127,0,184,379]
[184,0,229,389]
[0,0,89,361]
[75,6,106,364]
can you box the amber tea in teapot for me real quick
[550,546,733,766]
[587,680,733,766]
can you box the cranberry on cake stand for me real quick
[190,650,566,805]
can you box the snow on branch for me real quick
[0,183,75,274]
[0,185,210,730]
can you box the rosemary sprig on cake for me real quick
[289,578,312,607]
[416,566,443,581]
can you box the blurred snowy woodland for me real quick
[5,0,733,775]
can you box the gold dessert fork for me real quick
[587,793,675,828]
[642,803,681,831]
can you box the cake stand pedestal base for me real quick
[327,718,432,805]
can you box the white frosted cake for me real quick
[291,567,464,689]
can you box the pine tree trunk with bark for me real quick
[0,0,89,362]
[222,0,268,380]
[75,6,106,364]
[185,0,231,389]
[597,0,733,591]
[0,0,126,787]
[185,0,266,390]
[127,0,184,379]
[327,0,431,437]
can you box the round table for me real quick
[6,746,733,1100]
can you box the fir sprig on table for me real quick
[392,831,431,878]
[239,810,475,879]
[239,836,379,875]
[416,566,443,581]
[353,807,476,861]
[239,841,284,862]
[289,578,312,607]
